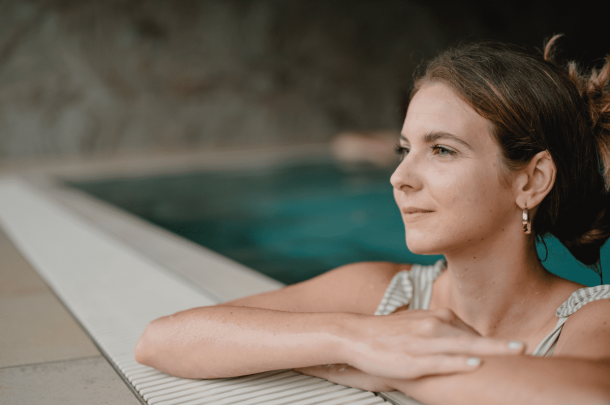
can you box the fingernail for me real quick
[508,341,524,350]
[466,357,481,367]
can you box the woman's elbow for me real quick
[565,365,610,405]
[584,360,610,405]
[134,318,165,366]
[590,381,610,405]
[134,316,204,378]
[580,387,610,405]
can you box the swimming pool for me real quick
[69,161,608,286]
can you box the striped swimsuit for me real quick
[375,260,610,356]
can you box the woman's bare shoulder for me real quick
[224,262,411,315]
[552,287,610,359]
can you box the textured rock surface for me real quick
[0,0,443,159]
[1,0,608,160]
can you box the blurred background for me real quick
[2,0,610,285]
[1,0,609,160]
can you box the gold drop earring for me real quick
[522,205,531,234]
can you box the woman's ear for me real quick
[515,150,556,210]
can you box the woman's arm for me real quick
[299,299,610,405]
[135,305,520,380]
[135,261,399,378]
[394,356,610,405]
[299,357,610,405]
[134,262,520,379]
[135,305,355,378]
[398,298,610,405]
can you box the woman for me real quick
[135,37,610,404]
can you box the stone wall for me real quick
[0,0,444,159]
[0,0,608,160]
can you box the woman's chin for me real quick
[405,239,443,256]
[404,228,449,255]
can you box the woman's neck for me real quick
[431,232,560,338]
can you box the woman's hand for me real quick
[340,308,525,380]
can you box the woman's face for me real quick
[391,82,518,256]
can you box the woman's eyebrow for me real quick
[424,131,474,151]
[400,132,475,151]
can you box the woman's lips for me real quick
[402,207,434,214]
[401,207,434,222]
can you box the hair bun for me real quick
[545,36,610,274]
[563,58,610,191]
[545,35,610,190]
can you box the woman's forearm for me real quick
[299,356,610,405]
[135,305,525,381]
[392,356,610,405]
[134,305,354,379]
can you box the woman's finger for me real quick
[406,336,526,356]
[357,354,482,379]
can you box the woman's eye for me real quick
[394,144,409,160]
[431,145,457,157]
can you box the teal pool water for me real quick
[69,162,607,286]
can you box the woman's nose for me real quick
[390,154,422,192]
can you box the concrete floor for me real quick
[0,227,141,404]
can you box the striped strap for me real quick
[556,284,610,317]
[374,260,446,315]
[531,317,568,357]
[374,270,413,315]
[532,284,610,357]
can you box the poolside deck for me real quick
[0,226,141,404]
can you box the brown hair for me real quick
[411,36,610,274]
